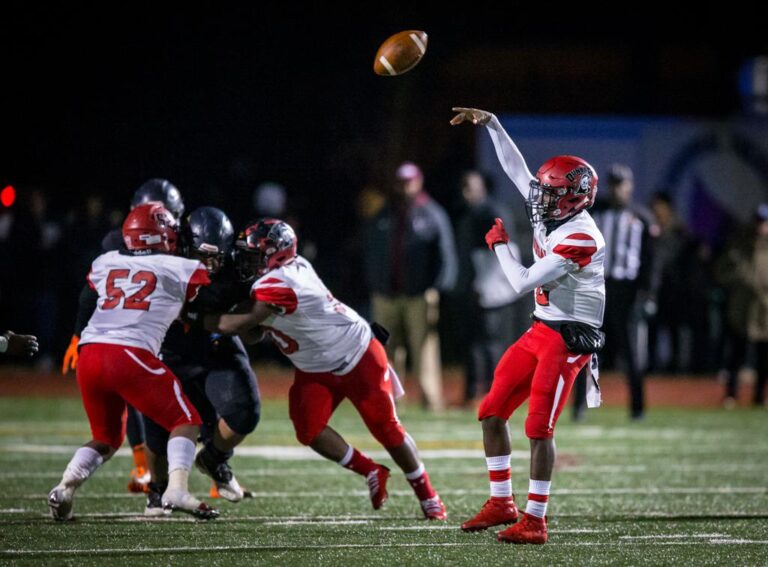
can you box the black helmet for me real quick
[182,206,234,273]
[131,178,185,220]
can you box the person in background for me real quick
[745,204,768,407]
[364,162,458,411]
[455,170,520,405]
[588,164,653,420]
[714,217,756,408]
[6,188,63,369]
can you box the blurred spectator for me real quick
[745,204,768,406]
[714,219,755,407]
[455,171,520,404]
[647,192,689,371]
[649,192,713,373]
[339,185,386,320]
[252,181,317,263]
[6,188,64,368]
[363,162,458,411]
[252,182,287,218]
[66,194,112,288]
[585,164,653,420]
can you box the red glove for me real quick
[484,218,509,250]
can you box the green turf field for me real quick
[0,398,766,565]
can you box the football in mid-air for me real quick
[373,30,428,76]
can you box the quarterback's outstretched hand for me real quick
[3,331,39,357]
[485,218,509,250]
[61,335,79,374]
[450,107,493,126]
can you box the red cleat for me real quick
[420,495,447,520]
[460,497,519,532]
[366,465,390,510]
[496,513,547,544]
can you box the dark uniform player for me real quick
[62,178,186,493]
[143,207,260,515]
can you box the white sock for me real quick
[404,462,426,481]
[167,468,190,493]
[338,445,354,467]
[486,455,512,498]
[526,478,551,518]
[61,447,103,488]
[166,436,196,492]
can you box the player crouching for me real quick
[190,219,446,520]
[48,204,218,520]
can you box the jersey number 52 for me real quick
[102,269,158,311]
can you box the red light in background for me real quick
[1,185,15,207]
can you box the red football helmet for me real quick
[122,202,179,253]
[526,155,598,226]
[234,218,297,281]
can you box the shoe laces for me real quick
[421,496,443,514]
[366,469,382,496]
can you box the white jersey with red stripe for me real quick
[80,250,210,356]
[531,211,606,327]
[250,255,372,375]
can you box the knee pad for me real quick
[222,400,261,436]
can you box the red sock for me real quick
[339,447,378,476]
[405,464,436,501]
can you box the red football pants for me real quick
[478,322,590,439]
[289,338,406,448]
[77,343,202,449]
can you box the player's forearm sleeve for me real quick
[73,284,98,337]
[494,244,574,294]
[485,116,536,199]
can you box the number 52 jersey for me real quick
[80,250,210,356]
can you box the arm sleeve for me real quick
[185,266,211,302]
[250,285,298,314]
[485,115,536,199]
[494,244,577,294]
[73,284,99,337]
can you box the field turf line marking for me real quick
[4,540,768,556]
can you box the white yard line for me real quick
[263,520,370,526]
[0,462,766,480]
[11,485,765,501]
[620,533,728,539]
[4,443,768,459]
[3,539,768,556]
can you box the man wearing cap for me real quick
[578,164,654,420]
[363,162,458,411]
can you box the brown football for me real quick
[373,30,428,76]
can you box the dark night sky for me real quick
[3,4,767,232]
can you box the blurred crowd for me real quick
[1,162,767,410]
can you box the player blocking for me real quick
[48,203,218,520]
[190,219,447,520]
